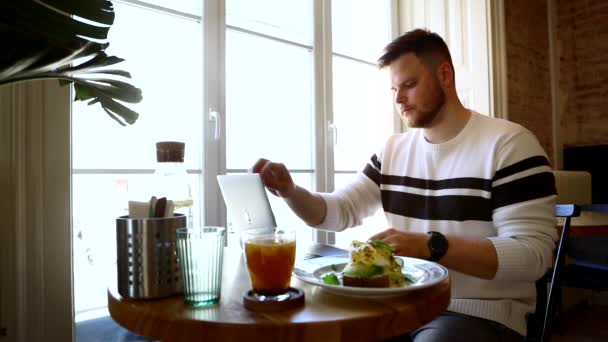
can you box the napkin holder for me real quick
[116,214,186,299]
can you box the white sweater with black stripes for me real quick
[316,111,557,336]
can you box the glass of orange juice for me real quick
[242,228,296,301]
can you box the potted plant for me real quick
[0,0,142,125]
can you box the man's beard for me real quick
[406,82,446,128]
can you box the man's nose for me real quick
[395,90,407,104]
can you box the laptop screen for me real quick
[217,174,277,232]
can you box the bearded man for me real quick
[252,28,557,341]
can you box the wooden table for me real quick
[558,211,608,237]
[108,241,451,342]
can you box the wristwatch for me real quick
[427,231,449,262]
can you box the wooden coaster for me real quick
[242,287,305,312]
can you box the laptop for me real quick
[217,174,277,232]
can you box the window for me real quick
[330,0,396,248]
[72,0,397,322]
[72,0,204,321]
[225,5,315,237]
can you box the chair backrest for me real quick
[529,204,581,342]
[553,170,592,205]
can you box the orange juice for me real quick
[244,239,296,296]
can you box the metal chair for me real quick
[526,204,580,342]
[529,204,608,341]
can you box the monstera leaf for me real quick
[0,0,142,125]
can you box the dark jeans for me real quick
[385,311,524,342]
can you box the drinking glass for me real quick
[241,228,296,301]
[176,226,226,307]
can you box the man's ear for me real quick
[436,62,454,88]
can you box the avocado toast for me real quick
[341,240,407,288]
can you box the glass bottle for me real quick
[153,141,193,227]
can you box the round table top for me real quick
[558,211,608,237]
[108,242,451,342]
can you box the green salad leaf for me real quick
[343,264,384,278]
[403,274,417,284]
[330,264,343,272]
[368,239,395,252]
[321,273,340,285]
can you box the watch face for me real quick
[429,232,448,261]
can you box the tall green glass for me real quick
[176,226,226,307]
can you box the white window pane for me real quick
[332,173,388,249]
[73,173,202,318]
[227,0,313,46]
[332,57,394,171]
[72,3,203,170]
[226,30,314,170]
[331,0,392,62]
[135,0,201,16]
[73,174,125,317]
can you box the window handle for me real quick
[328,121,338,145]
[208,108,221,140]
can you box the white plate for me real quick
[292,255,449,297]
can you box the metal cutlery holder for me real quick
[116,214,186,299]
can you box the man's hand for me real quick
[370,227,499,280]
[251,158,296,198]
[251,158,327,226]
[369,228,430,259]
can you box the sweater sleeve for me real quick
[487,129,558,282]
[315,156,383,232]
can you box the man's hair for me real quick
[377,28,454,72]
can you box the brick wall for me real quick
[557,0,608,147]
[504,0,554,164]
[504,0,608,165]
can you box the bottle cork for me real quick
[156,141,185,163]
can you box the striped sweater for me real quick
[317,112,557,336]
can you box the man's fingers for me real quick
[258,162,286,191]
[265,162,286,176]
[260,162,279,181]
[260,168,276,187]
[372,235,402,255]
[250,158,270,173]
[369,227,399,241]
[253,160,294,198]
[369,231,388,241]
